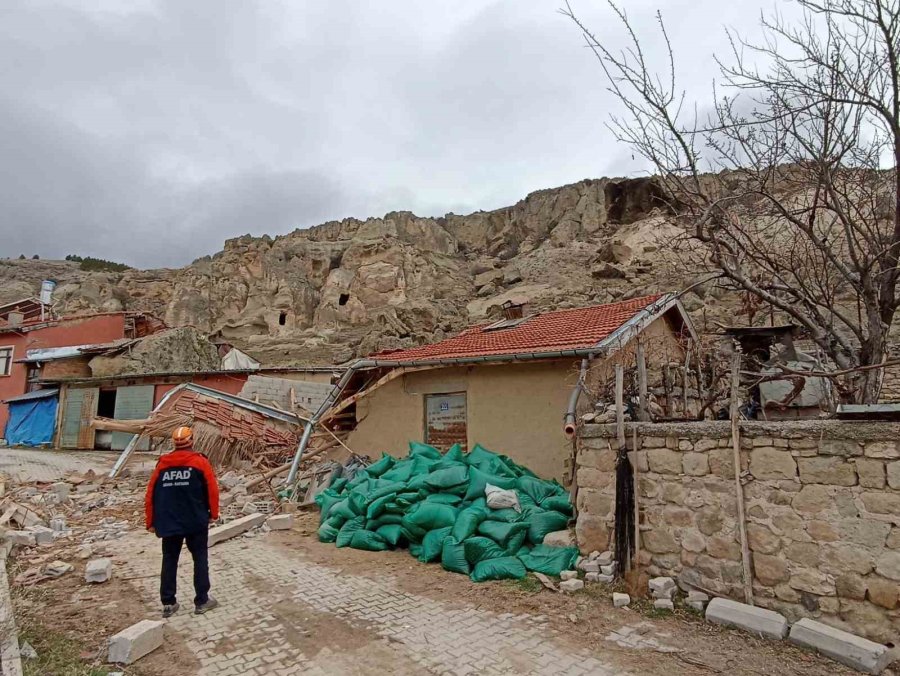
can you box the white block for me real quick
[789,618,891,675]
[653,586,676,600]
[208,513,266,546]
[559,579,584,593]
[654,599,674,611]
[705,598,788,640]
[600,563,617,576]
[649,576,676,594]
[687,590,709,603]
[542,530,575,548]
[597,574,615,584]
[108,620,164,664]
[613,593,630,607]
[560,570,578,581]
[85,558,113,584]
[578,560,600,574]
[584,572,600,583]
[596,551,614,565]
[265,514,294,531]
[50,517,67,532]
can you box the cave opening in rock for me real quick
[278,311,287,326]
[339,293,350,306]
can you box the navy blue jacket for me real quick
[145,449,219,537]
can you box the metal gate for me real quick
[111,385,155,451]
[424,393,468,452]
[60,387,98,449]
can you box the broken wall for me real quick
[575,420,900,643]
[238,375,333,413]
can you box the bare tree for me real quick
[562,0,900,403]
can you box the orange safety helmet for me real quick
[172,426,193,449]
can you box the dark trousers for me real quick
[160,530,210,606]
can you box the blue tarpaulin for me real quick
[4,389,58,447]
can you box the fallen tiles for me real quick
[108,620,164,664]
[705,598,788,640]
[789,618,891,675]
[208,513,266,546]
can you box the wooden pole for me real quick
[683,338,693,416]
[615,364,626,452]
[730,349,754,605]
[631,426,641,566]
[636,341,649,421]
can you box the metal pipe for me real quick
[564,358,590,439]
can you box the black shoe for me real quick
[162,602,179,618]
[194,596,218,615]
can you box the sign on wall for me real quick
[425,392,467,452]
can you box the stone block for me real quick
[861,492,900,515]
[108,620,165,665]
[596,574,615,583]
[50,517,67,532]
[544,529,576,548]
[687,590,709,603]
[28,525,54,545]
[85,558,113,584]
[653,599,674,611]
[596,551,613,566]
[682,452,709,476]
[612,592,630,607]
[705,597,788,639]
[855,459,886,489]
[789,568,835,596]
[208,513,267,546]
[753,553,790,586]
[792,485,834,514]
[820,543,874,576]
[788,618,891,674]
[649,576,676,594]
[863,441,900,459]
[652,586,675,600]
[798,457,857,486]
[560,570,578,581]
[578,560,600,574]
[750,447,797,480]
[875,551,900,581]
[600,563,616,576]
[642,529,678,554]
[819,439,863,457]
[886,462,900,490]
[265,514,294,530]
[575,515,609,554]
[584,572,600,583]
[647,449,682,475]
[5,530,36,547]
[559,579,583,593]
[747,523,780,554]
[866,577,899,610]
[49,482,71,502]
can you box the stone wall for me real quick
[575,420,900,643]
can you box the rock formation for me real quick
[0,177,713,365]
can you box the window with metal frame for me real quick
[0,347,12,376]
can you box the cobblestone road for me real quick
[118,533,623,676]
[0,447,157,482]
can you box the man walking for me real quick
[145,426,220,618]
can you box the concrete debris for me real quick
[49,516,67,533]
[265,514,294,530]
[613,593,631,607]
[85,558,113,584]
[686,591,709,611]
[44,560,73,578]
[588,550,601,560]
[219,472,244,489]
[532,572,559,592]
[597,574,615,584]
[560,570,578,582]
[584,572,600,583]
[108,619,165,665]
[605,622,680,653]
[75,544,94,560]
[559,579,584,593]
[648,577,676,595]
[653,599,674,611]
[49,482,71,503]
[19,640,37,660]
[596,551,614,566]
[578,560,600,574]
[28,525,55,545]
[652,585,676,600]
[600,563,617,576]
[705,598,788,640]
[542,529,576,548]
[788,618,891,675]
[5,531,36,547]
[209,513,267,546]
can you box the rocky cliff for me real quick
[1,177,715,365]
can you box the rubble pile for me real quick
[315,442,580,582]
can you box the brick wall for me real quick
[41,357,92,380]
[575,420,900,643]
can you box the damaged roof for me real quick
[372,294,686,362]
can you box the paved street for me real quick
[0,446,157,483]
[118,533,622,676]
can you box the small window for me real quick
[0,347,12,376]
[278,311,287,326]
[26,364,41,392]
[338,293,350,306]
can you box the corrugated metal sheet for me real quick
[4,388,58,404]
[425,393,467,452]
[111,385,155,451]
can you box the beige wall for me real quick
[348,359,581,480]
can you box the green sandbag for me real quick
[516,491,538,510]
[368,513,402,529]
[366,493,397,519]
[409,456,438,475]
[419,527,452,562]
[381,462,415,483]
[470,556,527,582]
[409,441,442,460]
[376,523,404,547]
[348,491,368,516]
[463,536,506,564]
[406,473,431,492]
[318,522,339,543]
[503,529,528,557]
[516,476,564,505]
[349,529,389,551]
[329,499,357,521]
[330,477,348,492]
[366,452,396,478]
[336,516,365,548]
[424,464,469,490]
[526,510,570,545]
[316,491,342,523]
[403,502,459,532]
[541,495,574,515]
[441,536,470,575]
[425,493,462,506]
[465,443,500,467]
[444,443,464,463]
[451,505,487,541]
[409,543,423,558]
[501,455,536,478]
[394,491,422,508]
[325,514,347,530]
[484,508,523,523]
[518,544,580,576]
[516,545,532,558]
[464,466,517,501]
[477,520,528,548]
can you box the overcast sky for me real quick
[0,0,788,268]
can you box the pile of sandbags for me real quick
[315,442,579,582]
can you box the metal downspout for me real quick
[564,358,590,439]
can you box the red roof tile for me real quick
[372,294,665,362]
